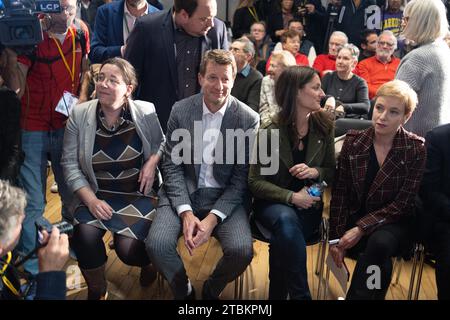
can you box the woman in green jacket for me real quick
[249,66,335,300]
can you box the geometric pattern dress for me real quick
[73,107,156,240]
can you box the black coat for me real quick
[124,9,228,132]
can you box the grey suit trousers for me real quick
[146,189,253,299]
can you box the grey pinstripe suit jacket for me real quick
[159,93,260,218]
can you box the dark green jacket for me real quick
[248,117,335,205]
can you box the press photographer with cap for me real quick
[0,179,69,300]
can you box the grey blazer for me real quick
[61,98,165,196]
[160,93,260,218]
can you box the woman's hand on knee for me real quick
[87,198,113,220]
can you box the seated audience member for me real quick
[313,31,348,77]
[322,44,370,119]
[249,66,335,300]
[266,30,308,73]
[89,0,160,63]
[381,0,403,38]
[0,180,69,300]
[329,80,426,300]
[355,31,400,99]
[273,18,317,65]
[146,50,259,300]
[248,21,274,74]
[232,0,261,39]
[420,124,450,300]
[62,58,164,300]
[359,29,378,61]
[230,37,263,111]
[259,50,296,123]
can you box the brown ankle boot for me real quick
[80,264,108,300]
[139,264,157,287]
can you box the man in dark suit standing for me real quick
[146,50,259,300]
[124,0,228,132]
[421,124,450,300]
[89,0,160,63]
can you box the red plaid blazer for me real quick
[329,126,426,239]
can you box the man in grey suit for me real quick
[146,50,260,300]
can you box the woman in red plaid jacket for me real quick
[328,80,426,300]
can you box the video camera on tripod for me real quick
[322,2,342,53]
[0,0,61,47]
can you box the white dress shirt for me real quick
[176,99,229,222]
[123,2,149,43]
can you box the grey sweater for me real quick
[396,40,450,137]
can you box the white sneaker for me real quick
[50,182,58,193]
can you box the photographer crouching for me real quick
[0,179,69,299]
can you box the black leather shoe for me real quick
[184,286,196,300]
[139,264,157,287]
[201,281,219,300]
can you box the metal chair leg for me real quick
[394,257,403,285]
[324,265,331,300]
[407,243,420,300]
[413,244,426,300]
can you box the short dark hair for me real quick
[360,29,378,45]
[287,18,304,28]
[199,49,237,78]
[174,0,199,16]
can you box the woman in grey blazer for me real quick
[61,58,164,300]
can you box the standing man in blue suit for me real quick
[89,0,160,64]
[124,0,228,132]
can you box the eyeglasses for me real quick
[96,74,125,87]
[378,41,395,47]
[60,5,76,14]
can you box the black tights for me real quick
[71,223,151,270]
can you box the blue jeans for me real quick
[16,129,72,275]
[256,200,322,300]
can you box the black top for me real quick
[321,71,370,118]
[174,28,201,99]
[289,132,309,192]
[355,144,380,218]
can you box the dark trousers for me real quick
[256,200,322,300]
[431,221,450,300]
[345,219,412,300]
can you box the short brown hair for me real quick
[199,49,237,78]
[100,57,138,95]
[375,80,418,116]
[280,30,301,44]
[174,0,199,16]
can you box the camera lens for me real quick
[12,25,34,40]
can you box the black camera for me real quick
[0,0,61,47]
[35,217,73,244]
[13,217,73,268]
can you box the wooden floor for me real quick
[43,173,438,300]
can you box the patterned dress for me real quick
[73,106,156,240]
